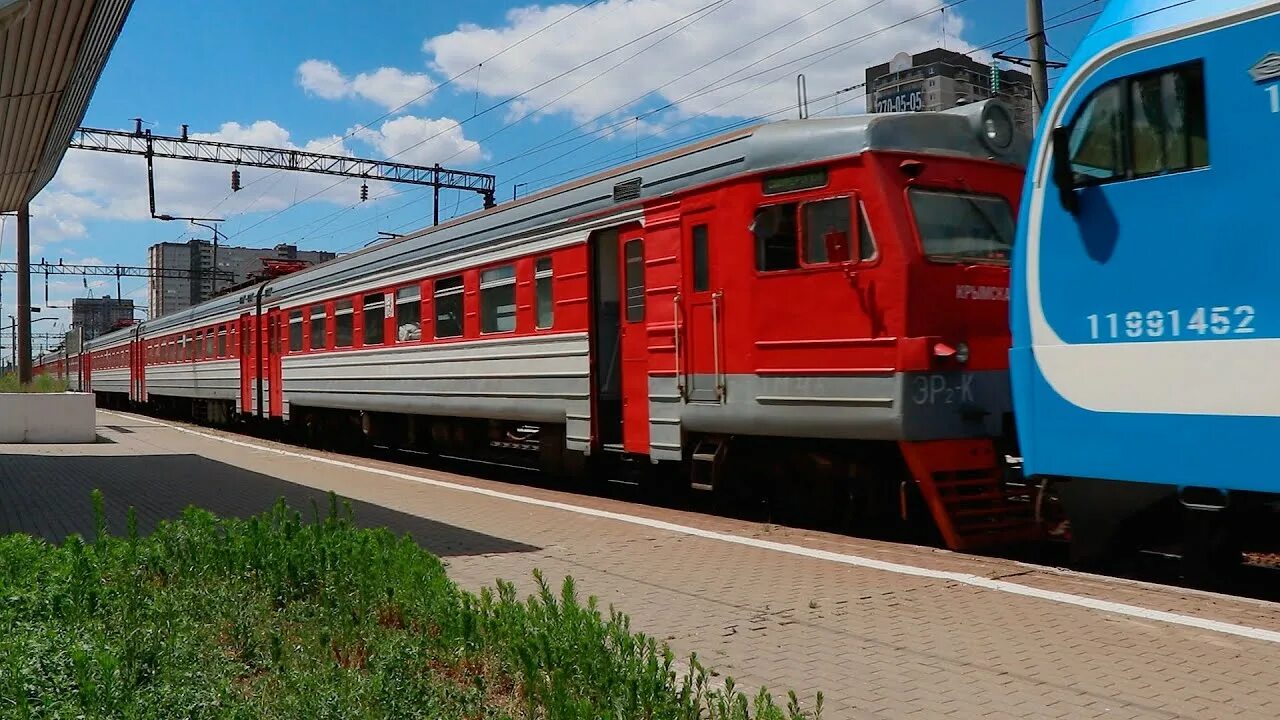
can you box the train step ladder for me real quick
[899,439,1043,552]
[690,437,727,492]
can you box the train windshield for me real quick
[909,188,1014,265]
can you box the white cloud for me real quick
[297,59,435,111]
[297,59,349,100]
[349,115,486,166]
[422,0,976,125]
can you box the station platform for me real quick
[2,410,1278,719]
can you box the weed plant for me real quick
[0,373,69,393]
[0,491,822,719]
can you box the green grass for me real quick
[0,373,69,393]
[0,491,823,719]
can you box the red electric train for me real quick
[39,99,1036,552]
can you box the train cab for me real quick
[1010,0,1280,572]
[649,100,1034,548]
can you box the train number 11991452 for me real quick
[1087,306,1256,340]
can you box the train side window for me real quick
[802,197,853,264]
[858,202,877,261]
[310,305,325,350]
[205,330,216,359]
[335,300,354,348]
[217,328,227,358]
[753,203,799,271]
[1068,82,1126,182]
[1130,62,1208,175]
[289,310,303,352]
[692,225,709,291]
[535,257,554,329]
[194,331,204,360]
[1067,60,1207,184]
[480,265,517,334]
[623,239,645,322]
[393,286,421,342]
[363,293,385,346]
[434,277,463,338]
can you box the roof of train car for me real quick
[1049,0,1276,104]
[113,100,1028,343]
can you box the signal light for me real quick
[360,182,369,201]
[230,169,241,192]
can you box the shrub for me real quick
[0,372,69,393]
[0,491,822,719]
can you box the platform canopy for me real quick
[0,0,134,212]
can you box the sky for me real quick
[0,0,1101,350]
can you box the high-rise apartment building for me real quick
[147,240,335,318]
[865,49,1035,133]
[71,296,134,339]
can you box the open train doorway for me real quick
[589,228,623,449]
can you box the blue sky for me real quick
[1,0,1100,343]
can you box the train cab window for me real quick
[802,197,854,264]
[753,203,800,271]
[434,278,463,338]
[310,305,326,350]
[1130,63,1208,175]
[1067,60,1207,184]
[480,265,517,334]
[334,300,354,348]
[363,293,385,346]
[857,202,877,261]
[1067,83,1126,182]
[535,257,554,329]
[623,239,645,322]
[217,328,227,358]
[910,189,1015,264]
[289,310,303,352]
[395,287,422,341]
[691,226,709,291]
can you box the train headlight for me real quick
[956,342,970,364]
[979,103,1014,152]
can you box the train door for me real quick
[131,327,146,403]
[268,308,284,418]
[238,312,253,414]
[681,211,723,404]
[617,226,650,453]
[589,229,623,449]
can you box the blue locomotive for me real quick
[1011,0,1280,575]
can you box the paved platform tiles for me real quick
[0,409,1276,719]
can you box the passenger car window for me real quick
[480,265,516,333]
[289,310,303,352]
[434,277,463,338]
[363,293,385,346]
[396,287,421,342]
[310,306,326,350]
[534,258,554,329]
[334,300,354,348]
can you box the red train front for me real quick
[61,99,1036,553]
